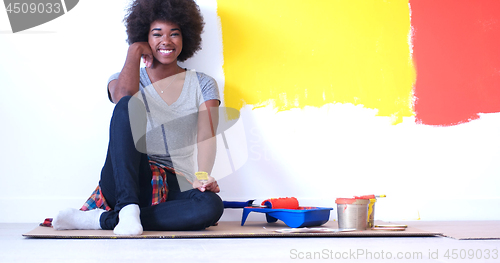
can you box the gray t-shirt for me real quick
[108,68,220,186]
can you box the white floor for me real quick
[1,223,499,263]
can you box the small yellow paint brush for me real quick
[195,171,209,185]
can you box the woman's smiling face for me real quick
[148,20,183,66]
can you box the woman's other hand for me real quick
[193,175,220,193]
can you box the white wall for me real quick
[0,0,498,223]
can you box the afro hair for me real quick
[124,0,204,62]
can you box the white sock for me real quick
[53,208,104,230]
[113,204,143,235]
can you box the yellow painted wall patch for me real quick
[217,0,416,124]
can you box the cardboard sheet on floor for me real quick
[23,221,440,239]
[398,221,500,240]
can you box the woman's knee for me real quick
[115,95,133,109]
[205,192,224,217]
[193,191,224,226]
[111,96,147,138]
[111,95,133,121]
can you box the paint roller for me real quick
[261,197,299,209]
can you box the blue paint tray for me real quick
[241,207,333,228]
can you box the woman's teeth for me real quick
[159,49,173,54]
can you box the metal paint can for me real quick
[335,198,369,230]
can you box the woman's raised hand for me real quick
[129,42,154,68]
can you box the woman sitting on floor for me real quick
[52,0,223,235]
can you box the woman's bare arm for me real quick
[195,99,220,192]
